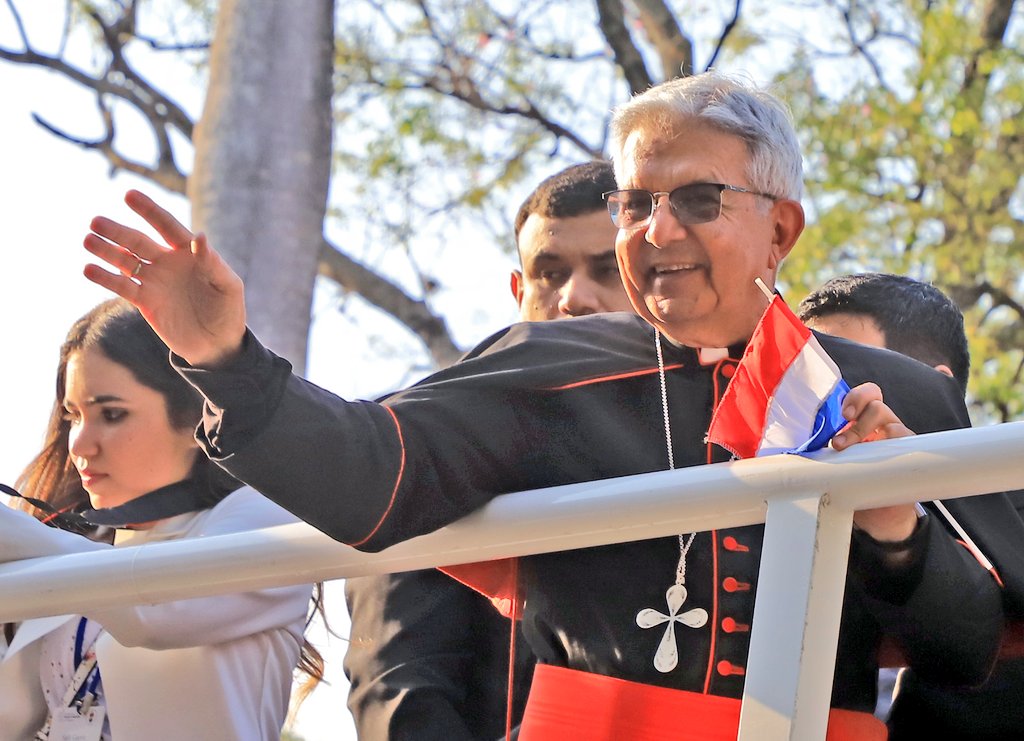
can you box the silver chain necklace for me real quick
[634,330,709,673]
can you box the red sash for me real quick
[519,664,887,740]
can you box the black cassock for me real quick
[179,311,1017,716]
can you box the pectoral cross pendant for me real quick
[636,583,709,673]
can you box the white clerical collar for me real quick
[697,347,730,365]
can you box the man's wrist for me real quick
[852,504,920,543]
[183,332,247,370]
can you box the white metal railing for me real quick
[1,421,1023,739]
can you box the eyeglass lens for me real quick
[607,183,724,229]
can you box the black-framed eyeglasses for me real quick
[603,182,778,231]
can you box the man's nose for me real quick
[644,195,688,248]
[558,276,599,317]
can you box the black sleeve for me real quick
[822,332,1013,682]
[1009,490,1024,521]
[938,489,1024,619]
[174,328,537,548]
[849,514,1003,686]
[174,317,658,550]
[344,569,528,741]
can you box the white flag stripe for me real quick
[759,339,845,457]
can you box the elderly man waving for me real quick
[82,71,1007,740]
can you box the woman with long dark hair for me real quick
[0,298,321,740]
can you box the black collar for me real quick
[81,479,218,527]
[1,478,230,531]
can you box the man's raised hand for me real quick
[83,190,247,368]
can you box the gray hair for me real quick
[609,71,804,201]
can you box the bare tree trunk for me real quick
[189,0,335,375]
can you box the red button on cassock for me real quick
[717,660,746,676]
[722,536,749,553]
[721,617,750,633]
[722,577,751,593]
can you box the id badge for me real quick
[49,705,106,741]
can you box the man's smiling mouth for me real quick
[652,263,700,276]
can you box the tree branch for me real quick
[632,0,694,78]
[961,0,1014,100]
[839,2,887,87]
[31,107,187,194]
[594,0,652,94]
[132,34,210,52]
[982,280,1024,321]
[0,46,123,101]
[3,0,29,46]
[412,77,602,158]
[0,30,194,141]
[704,0,742,71]
[980,0,1014,48]
[86,8,194,139]
[317,237,463,367]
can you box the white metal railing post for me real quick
[738,493,854,740]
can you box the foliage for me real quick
[775,0,1024,421]
[330,0,618,283]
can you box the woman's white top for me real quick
[0,486,310,740]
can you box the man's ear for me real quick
[933,363,955,379]
[767,199,805,270]
[510,270,525,307]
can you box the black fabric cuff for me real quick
[172,329,293,458]
[849,512,930,604]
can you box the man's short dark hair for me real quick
[797,273,970,394]
[513,160,617,241]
